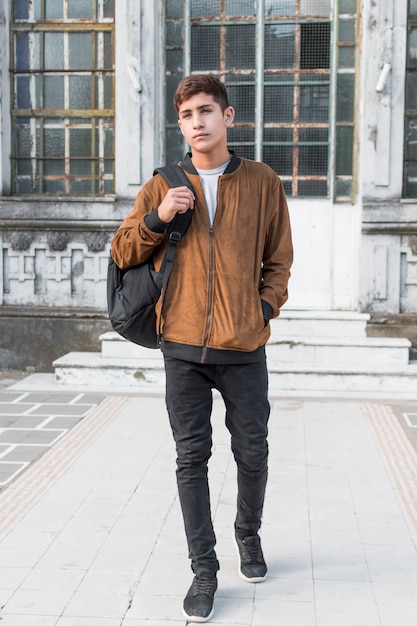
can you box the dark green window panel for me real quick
[335,126,354,176]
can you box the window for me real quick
[164,0,359,200]
[404,0,417,197]
[11,0,115,196]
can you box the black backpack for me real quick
[107,165,194,348]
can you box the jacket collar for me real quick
[180,151,240,175]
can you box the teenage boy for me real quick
[111,74,293,623]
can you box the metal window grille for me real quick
[404,0,417,197]
[165,0,358,200]
[11,0,115,196]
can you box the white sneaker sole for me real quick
[182,606,214,623]
[233,533,268,583]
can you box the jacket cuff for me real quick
[144,208,168,233]
[261,300,273,325]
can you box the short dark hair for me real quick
[174,74,230,113]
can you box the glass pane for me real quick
[44,128,66,157]
[44,75,65,109]
[298,180,328,196]
[335,179,352,197]
[44,33,64,70]
[405,119,417,159]
[335,126,353,176]
[300,84,329,122]
[15,178,34,194]
[226,25,256,70]
[232,145,255,160]
[191,26,220,71]
[228,84,256,124]
[411,0,417,17]
[228,127,255,143]
[282,180,292,196]
[191,0,221,17]
[166,127,184,163]
[69,33,93,70]
[70,160,92,175]
[299,128,328,142]
[339,0,357,13]
[14,0,29,20]
[298,144,328,174]
[166,75,182,123]
[43,178,66,193]
[166,0,183,19]
[69,76,92,108]
[103,128,113,157]
[70,128,92,157]
[45,0,63,19]
[70,179,93,194]
[264,25,295,69]
[300,0,331,15]
[102,0,114,19]
[102,32,113,69]
[265,1,297,17]
[226,0,255,16]
[104,158,113,174]
[44,159,65,175]
[404,179,417,197]
[17,159,31,175]
[68,0,93,19]
[166,49,184,73]
[264,85,294,123]
[15,76,30,109]
[408,29,417,69]
[336,73,355,122]
[103,179,114,193]
[300,22,330,69]
[102,75,113,108]
[263,145,293,175]
[338,18,356,44]
[166,20,183,46]
[15,32,29,70]
[264,128,293,142]
[338,47,355,69]
[16,125,31,157]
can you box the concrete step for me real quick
[52,351,417,397]
[52,311,416,398]
[100,331,411,366]
[267,336,411,366]
[270,309,370,338]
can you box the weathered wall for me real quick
[0,199,131,370]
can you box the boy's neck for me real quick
[191,148,231,171]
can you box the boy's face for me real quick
[177,93,234,157]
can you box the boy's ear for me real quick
[224,106,235,126]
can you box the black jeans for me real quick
[164,356,270,575]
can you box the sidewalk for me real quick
[0,379,417,625]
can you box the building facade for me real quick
[0,0,416,370]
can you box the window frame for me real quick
[164,0,360,202]
[9,0,116,197]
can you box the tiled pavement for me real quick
[0,376,416,625]
[0,391,105,489]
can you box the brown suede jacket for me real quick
[111,152,293,364]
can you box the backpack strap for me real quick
[152,164,195,343]
[153,164,195,287]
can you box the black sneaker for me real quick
[182,569,217,623]
[234,532,268,583]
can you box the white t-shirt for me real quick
[196,161,230,226]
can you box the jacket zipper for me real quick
[201,226,214,363]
